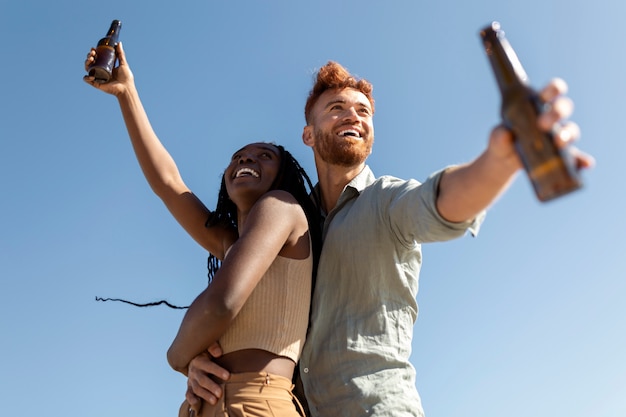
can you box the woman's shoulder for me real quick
[247,190,307,226]
[257,189,300,204]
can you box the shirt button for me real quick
[303,367,309,373]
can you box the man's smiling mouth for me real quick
[337,129,362,138]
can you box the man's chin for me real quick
[315,131,372,166]
[321,151,368,167]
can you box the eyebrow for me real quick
[324,99,371,111]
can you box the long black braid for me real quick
[97,143,321,309]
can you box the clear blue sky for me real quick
[1,1,624,416]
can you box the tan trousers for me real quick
[178,372,306,417]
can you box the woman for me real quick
[84,42,319,417]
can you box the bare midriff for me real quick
[215,349,296,380]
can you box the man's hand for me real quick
[488,78,594,170]
[185,343,230,413]
[437,78,594,223]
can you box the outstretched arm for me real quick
[436,78,594,223]
[83,43,231,256]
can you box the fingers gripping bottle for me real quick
[88,20,122,83]
[480,21,582,202]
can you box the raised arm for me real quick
[83,42,231,257]
[436,78,594,223]
[166,190,310,373]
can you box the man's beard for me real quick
[313,127,373,167]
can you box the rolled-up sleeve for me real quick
[386,167,485,245]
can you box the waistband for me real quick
[225,371,294,387]
[224,372,304,415]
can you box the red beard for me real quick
[313,127,373,167]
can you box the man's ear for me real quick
[302,125,314,147]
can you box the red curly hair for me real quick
[304,61,375,124]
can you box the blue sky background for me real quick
[1,1,624,416]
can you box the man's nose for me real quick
[342,107,359,121]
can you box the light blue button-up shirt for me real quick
[299,166,483,417]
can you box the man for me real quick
[184,61,593,416]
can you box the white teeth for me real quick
[338,129,361,138]
[235,167,260,178]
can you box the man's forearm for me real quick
[436,148,520,223]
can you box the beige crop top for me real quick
[218,247,313,363]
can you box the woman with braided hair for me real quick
[84,42,320,417]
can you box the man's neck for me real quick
[315,158,365,213]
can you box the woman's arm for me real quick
[166,190,309,373]
[84,42,231,257]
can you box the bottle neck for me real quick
[481,25,529,93]
[100,21,121,46]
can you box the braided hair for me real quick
[97,143,321,309]
[206,143,321,284]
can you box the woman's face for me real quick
[224,143,282,207]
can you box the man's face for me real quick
[307,88,374,167]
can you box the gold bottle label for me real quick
[527,156,564,181]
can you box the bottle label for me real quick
[527,156,565,181]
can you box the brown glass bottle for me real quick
[480,22,582,202]
[88,20,122,84]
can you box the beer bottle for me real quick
[88,20,122,84]
[479,21,582,202]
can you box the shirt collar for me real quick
[312,165,375,209]
[345,165,376,193]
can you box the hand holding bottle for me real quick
[533,78,586,163]
[487,79,592,171]
[87,20,122,83]
[481,22,594,201]
[83,41,134,97]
